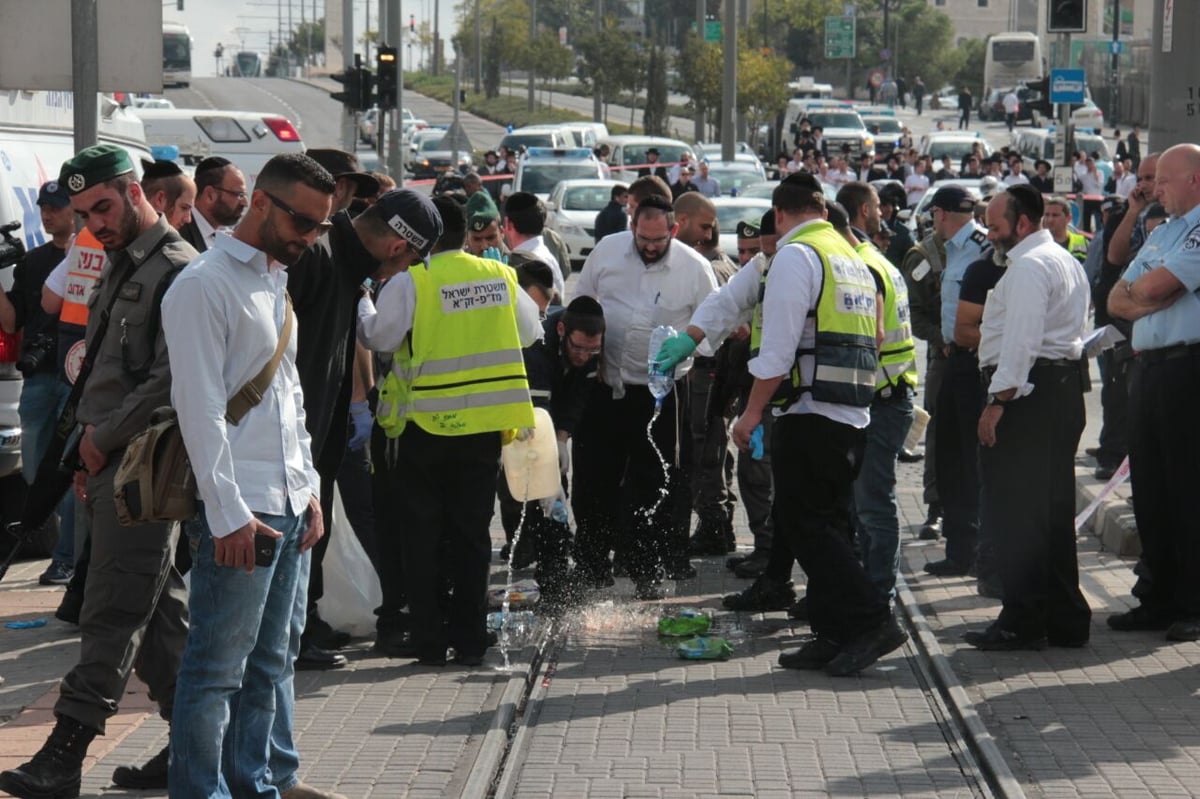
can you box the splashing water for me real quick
[643,403,671,520]
[498,493,530,670]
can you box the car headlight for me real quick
[864,136,874,147]
[560,222,585,237]
[420,159,430,166]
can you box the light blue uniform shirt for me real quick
[1122,204,1200,350]
[940,221,991,343]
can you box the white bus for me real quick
[983,31,1043,94]
[163,22,192,88]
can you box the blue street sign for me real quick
[1049,68,1086,104]
[1109,40,1124,55]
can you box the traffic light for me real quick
[409,14,415,33]
[1047,0,1086,33]
[330,67,371,111]
[376,46,398,111]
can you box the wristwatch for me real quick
[986,393,1009,407]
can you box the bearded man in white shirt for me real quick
[965,185,1092,652]
[164,153,342,799]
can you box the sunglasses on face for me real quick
[262,191,332,235]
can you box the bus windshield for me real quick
[162,25,192,87]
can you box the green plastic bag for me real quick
[657,608,711,637]
[676,636,734,660]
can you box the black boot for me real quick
[0,714,98,798]
[111,743,169,789]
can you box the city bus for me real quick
[983,31,1043,95]
[163,22,192,88]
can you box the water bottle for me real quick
[648,324,677,404]
[549,499,569,525]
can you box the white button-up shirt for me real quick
[193,208,220,250]
[575,231,718,396]
[978,229,1090,398]
[513,235,565,303]
[162,233,319,538]
[748,220,871,429]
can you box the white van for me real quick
[597,135,696,183]
[131,107,305,183]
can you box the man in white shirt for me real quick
[728,172,906,676]
[164,153,339,799]
[1003,156,1030,186]
[1002,90,1021,132]
[573,194,718,599]
[178,156,248,253]
[1113,158,1137,199]
[904,158,931,208]
[966,185,1091,652]
[504,191,565,303]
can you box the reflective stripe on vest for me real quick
[1066,231,1088,263]
[60,229,106,326]
[376,251,535,438]
[750,221,879,408]
[856,242,919,392]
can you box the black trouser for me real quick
[1096,344,1132,469]
[336,441,379,573]
[372,424,408,635]
[1128,350,1200,619]
[496,474,572,597]
[959,107,970,129]
[935,350,984,569]
[389,425,499,660]
[922,351,946,508]
[772,413,889,642]
[979,363,1090,640]
[572,381,691,585]
[689,361,735,543]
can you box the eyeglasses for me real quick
[262,191,332,235]
[565,337,602,356]
[213,186,248,202]
[635,233,671,246]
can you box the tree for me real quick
[643,44,669,136]
[288,19,325,65]
[524,30,574,108]
[951,38,987,98]
[575,22,642,124]
[738,48,792,151]
[674,33,722,134]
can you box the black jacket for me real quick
[594,201,628,242]
[177,219,207,252]
[523,309,598,437]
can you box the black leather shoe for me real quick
[923,558,972,577]
[977,579,1004,599]
[55,590,84,626]
[450,652,484,667]
[1047,633,1089,648]
[897,448,924,463]
[297,641,348,670]
[826,616,909,676]
[0,715,97,799]
[1085,446,1101,457]
[962,624,1047,651]
[787,595,809,622]
[1166,619,1200,642]
[722,577,794,612]
[112,743,169,789]
[1107,606,1174,632]
[725,553,748,571]
[733,550,770,579]
[1093,464,1118,481]
[374,630,418,658]
[778,637,841,670]
[307,616,352,650]
[498,543,511,562]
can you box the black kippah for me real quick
[565,295,604,318]
[141,159,184,180]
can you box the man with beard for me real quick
[0,145,195,799]
[163,153,339,798]
[964,186,1091,651]
[141,160,196,231]
[573,195,717,599]
[178,155,248,252]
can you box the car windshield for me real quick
[927,140,988,161]
[866,118,903,134]
[1074,134,1110,160]
[806,112,864,130]
[706,164,765,193]
[740,181,778,199]
[521,164,601,195]
[715,203,770,233]
[561,185,612,211]
[420,136,446,152]
[621,144,690,165]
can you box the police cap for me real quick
[36,180,70,208]
[929,185,975,214]
[469,211,499,232]
[373,189,444,257]
[736,220,759,239]
[59,143,134,194]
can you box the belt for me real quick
[946,342,976,357]
[692,355,718,369]
[979,357,1076,382]
[1137,342,1200,364]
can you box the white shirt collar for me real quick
[193,208,219,244]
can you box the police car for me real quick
[513,147,607,201]
[858,108,904,162]
[783,102,875,158]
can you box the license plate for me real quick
[0,432,21,450]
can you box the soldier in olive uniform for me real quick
[0,145,195,799]
[900,228,947,540]
[466,211,509,258]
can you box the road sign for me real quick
[824,16,856,60]
[869,69,884,88]
[1109,40,1123,55]
[1050,68,1086,104]
[704,21,721,42]
[1054,165,1075,193]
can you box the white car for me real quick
[902,178,987,236]
[513,147,607,201]
[359,108,378,144]
[917,131,995,164]
[545,179,622,269]
[712,197,772,257]
[1070,100,1104,131]
[703,154,768,197]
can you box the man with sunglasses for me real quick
[178,156,248,252]
[163,153,343,799]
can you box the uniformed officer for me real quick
[356,192,543,665]
[1043,195,1089,263]
[466,210,508,257]
[735,220,761,266]
[900,222,948,540]
[921,185,991,578]
[0,145,194,799]
[1107,144,1200,642]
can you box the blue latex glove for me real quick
[654,332,698,371]
[749,425,764,461]
[480,246,508,264]
[348,400,373,451]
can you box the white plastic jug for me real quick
[501,407,560,501]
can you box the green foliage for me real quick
[738,47,793,144]
[675,33,722,119]
[854,0,959,88]
[574,20,644,113]
[951,38,987,97]
[287,19,325,61]
[643,45,669,136]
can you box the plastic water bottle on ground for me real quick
[648,325,678,405]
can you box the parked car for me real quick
[712,197,772,256]
[513,147,607,200]
[409,132,474,180]
[545,178,622,269]
[702,155,768,196]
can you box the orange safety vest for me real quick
[60,228,106,327]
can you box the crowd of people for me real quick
[0,125,1197,798]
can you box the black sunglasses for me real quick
[262,191,332,235]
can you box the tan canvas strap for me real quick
[225,293,293,426]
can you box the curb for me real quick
[895,572,1028,799]
[1073,467,1140,556]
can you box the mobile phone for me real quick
[254,532,278,568]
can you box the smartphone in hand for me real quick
[254,532,278,568]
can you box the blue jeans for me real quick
[19,372,75,565]
[854,390,914,600]
[169,505,310,798]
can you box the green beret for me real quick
[469,212,499,232]
[736,220,760,239]
[60,144,134,194]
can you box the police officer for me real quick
[1043,195,1089,263]
[0,145,194,799]
[921,186,990,577]
[1107,144,1200,641]
[356,192,542,665]
[466,210,508,257]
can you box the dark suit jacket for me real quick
[177,219,207,252]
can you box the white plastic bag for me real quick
[316,488,382,637]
